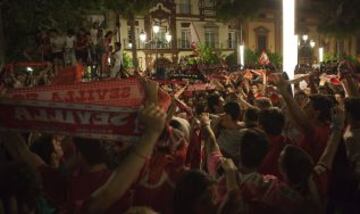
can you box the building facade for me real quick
[102,0,359,70]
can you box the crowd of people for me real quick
[28,22,123,79]
[1,55,360,214]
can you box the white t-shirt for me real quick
[90,28,98,45]
[65,36,76,49]
[112,50,123,67]
[50,36,65,53]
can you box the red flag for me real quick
[258,51,270,65]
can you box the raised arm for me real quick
[272,73,315,134]
[83,104,167,213]
[317,106,345,170]
[200,113,221,155]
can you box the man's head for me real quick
[30,134,64,168]
[303,94,334,123]
[224,101,241,121]
[254,97,273,110]
[207,93,224,114]
[115,42,122,51]
[258,107,285,136]
[73,137,107,167]
[243,107,259,128]
[174,170,217,214]
[238,129,269,171]
[279,145,314,189]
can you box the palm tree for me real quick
[106,0,157,68]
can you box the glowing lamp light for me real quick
[319,47,324,62]
[152,24,160,34]
[165,32,172,43]
[26,67,33,72]
[128,43,133,48]
[310,40,316,48]
[139,31,147,42]
[302,34,308,41]
[283,0,297,81]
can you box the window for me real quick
[228,32,236,49]
[257,35,267,51]
[179,0,191,14]
[254,26,269,51]
[205,31,216,48]
[181,30,191,49]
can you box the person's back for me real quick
[68,137,132,213]
[258,107,289,179]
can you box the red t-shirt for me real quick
[132,147,188,214]
[68,169,133,214]
[207,151,302,213]
[258,135,290,179]
[39,166,67,208]
[300,124,330,162]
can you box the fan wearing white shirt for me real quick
[64,29,77,66]
[110,42,123,78]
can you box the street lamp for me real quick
[139,30,147,42]
[152,23,160,34]
[165,32,172,43]
[302,34,309,41]
[310,40,316,48]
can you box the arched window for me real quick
[254,26,269,51]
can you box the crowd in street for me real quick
[1,44,360,214]
[31,23,123,78]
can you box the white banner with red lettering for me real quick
[0,99,141,142]
[0,78,171,142]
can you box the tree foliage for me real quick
[316,0,360,37]
[212,0,264,23]
[1,0,103,60]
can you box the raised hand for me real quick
[139,104,167,135]
[271,73,290,93]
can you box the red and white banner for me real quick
[7,78,145,108]
[1,78,171,141]
[0,99,141,142]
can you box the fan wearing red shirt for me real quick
[258,107,290,179]
[201,113,302,214]
[67,138,132,213]
[273,73,335,162]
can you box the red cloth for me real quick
[133,145,188,214]
[300,124,330,162]
[258,135,290,179]
[39,166,67,208]
[185,129,202,169]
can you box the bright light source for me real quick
[26,67,33,72]
[128,43,133,48]
[239,44,245,66]
[319,47,324,62]
[108,57,111,64]
[283,0,297,81]
[302,35,308,41]
[139,30,147,42]
[152,24,160,34]
[165,32,172,43]
[310,40,316,48]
